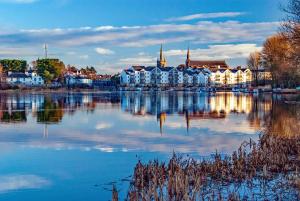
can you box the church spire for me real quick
[186,46,190,68]
[157,44,167,67]
[160,44,163,62]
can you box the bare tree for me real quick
[247,51,261,86]
[282,0,300,67]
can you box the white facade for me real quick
[6,71,44,86]
[184,72,194,86]
[120,66,252,87]
[65,75,92,86]
[120,70,132,85]
[177,71,184,85]
[194,71,208,86]
[160,70,169,85]
[144,70,152,84]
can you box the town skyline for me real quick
[0,0,286,74]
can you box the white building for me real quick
[65,75,92,86]
[183,71,194,86]
[6,71,44,86]
[194,69,209,86]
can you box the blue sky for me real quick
[0,0,287,73]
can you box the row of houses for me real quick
[121,65,253,87]
[5,71,45,86]
[120,46,255,88]
[121,66,210,87]
[0,67,115,88]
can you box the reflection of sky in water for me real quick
[0,92,276,200]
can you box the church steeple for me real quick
[186,46,190,68]
[160,44,163,62]
[157,44,167,67]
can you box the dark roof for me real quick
[240,68,249,72]
[158,67,173,72]
[176,66,184,71]
[124,69,134,75]
[7,73,28,78]
[188,60,229,69]
[131,66,145,71]
[219,69,227,73]
[184,70,194,76]
[231,69,238,73]
[145,66,155,71]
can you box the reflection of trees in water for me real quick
[265,98,300,138]
[247,94,300,138]
[1,111,26,123]
[37,96,64,124]
[0,93,27,123]
[0,93,120,124]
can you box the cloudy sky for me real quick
[0,0,286,74]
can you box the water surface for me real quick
[0,91,297,200]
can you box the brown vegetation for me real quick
[119,130,300,201]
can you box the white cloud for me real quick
[0,46,40,57]
[119,55,156,66]
[95,47,115,55]
[166,12,245,22]
[1,21,279,48]
[79,54,89,60]
[164,44,262,60]
[0,174,50,193]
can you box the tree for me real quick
[36,59,65,84]
[282,0,300,81]
[0,59,27,72]
[247,51,261,86]
[261,34,296,87]
[111,73,120,85]
[80,66,97,77]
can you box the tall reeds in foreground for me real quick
[120,131,300,200]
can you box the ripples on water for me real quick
[0,91,298,200]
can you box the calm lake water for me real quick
[0,91,298,200]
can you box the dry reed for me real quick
[118,131,300,200]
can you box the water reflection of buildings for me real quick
[0,93,119,125]
[120,92,273,133]
[0,92,294,136]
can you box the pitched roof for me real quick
[219,69,227,73]
[240,68,249,72]
[124,69,134,75]
[131,66,145,71]
[184,70,194,76]
[189,60,229,68]
[7,72,29,78]
[158,67,173,72]
[145,66,155,71]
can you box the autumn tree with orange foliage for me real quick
[261,34,297,87]
[248,0,300,88]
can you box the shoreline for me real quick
[0,87,299,95]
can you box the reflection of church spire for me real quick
[158,112,166,135]
[185,111,190,134]
[43,124,48,138]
